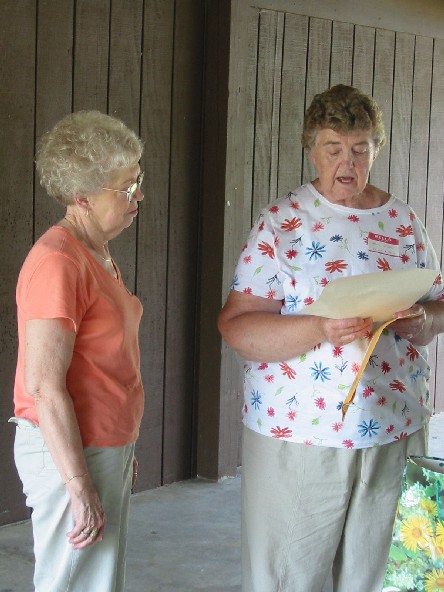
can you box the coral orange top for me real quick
[14,226,144,447]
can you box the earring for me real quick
[84,209,89,217]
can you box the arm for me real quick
[25,318,105,549]
[218,290,373,362]
[390,301,444,346]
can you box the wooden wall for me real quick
[0,0,204,526]
[198,0,444,477]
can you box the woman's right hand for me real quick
[321,316,374,347]
[65,476,106,549]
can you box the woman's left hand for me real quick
[390,304,427,342]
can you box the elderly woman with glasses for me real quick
[218,85,444,592]
[10,111,145,592]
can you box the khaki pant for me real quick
[12,418,134,592]
[241,426,426,592]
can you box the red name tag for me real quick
[368,232,399,256]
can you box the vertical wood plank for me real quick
[352,25,375,96]
[252,10,279,216]
[137,0,174,490]
[389,32,415,199]
[426,38,444,413]
[73,0,110,112]
[162,0,204,484]
[107,0,144,293]
[269,12,285,202]
[330,21,354,87]
[34,0,74,239]
[0,0,36,525]
[371,29,395,191]
[278,13,308,195]
[303,17,332,182]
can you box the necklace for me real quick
[63,217,112,263]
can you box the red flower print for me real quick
[303,440,314,446]
[265,374,274,383]
[269,205,279,213]
[280,362,296,379]
[405,418,412,427]
[390,379,406,393]
[325,260,348,274]
[290,201,300,210]
[281,217,302,231]
[285,249,297,259]
[312,222,324,232]
[242,242,248,252]
[291,278,298,288]
[377,258,391,271]
[409,212,415,221]
[333,346,343,357]
[364,330,373,341]
[266,289,277,299]
[258,363,268,370]
[381,361,391,374]
[377,396,387,406]
[396,225,413,237]
[406,344,419,361]
[313,343,322,351]
[363,386,374,399]
[400,254,410,264]
[267,407,275,417]
[271,426,292,439]
[320,277,329,287]
[399,358,405,367]
[388,209,398,218]
[287,410,296,421]
[343,439,354,449]
[332,422,343,432]
[348,215,360,222]
[274,236,280,248]
[315,397,326,410]
[419,395,424,406]
[416,242,425,251]
[243,255,252,264]
[434,274,443,285]
[304,297,314,305]
[243,287,252,294]
[258,222,264,232]
[352,363,360,374]
[243,404,248,414]
[386,425,394,433]
[395,432,408,440]
[258,241,274,258]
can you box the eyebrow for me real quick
[323,140,370,147]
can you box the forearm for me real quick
[414,301,444,346]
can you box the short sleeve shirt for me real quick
[14,226,144,447]
[233,184,444,448]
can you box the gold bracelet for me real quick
[64,472,88,484]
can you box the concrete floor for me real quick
[0,476,241,592]
[1,413,442,592]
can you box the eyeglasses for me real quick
[102,172,144,201]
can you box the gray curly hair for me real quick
[36,111,144,206]
[302,84,386,152]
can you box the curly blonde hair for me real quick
[36,111,144,206]
[302,84,386,152]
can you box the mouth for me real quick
[336,176,355,184]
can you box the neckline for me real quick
[307,182,394,213]
[53,225,121,284]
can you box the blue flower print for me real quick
[358,419,380,438]
[231,274,239,290]
[285,294,301,312]
[310,362,331,382]
[357,251,369,260]
[305,241,326,261]
[330,234,343,242]
[251,390,262,410]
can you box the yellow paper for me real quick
[302,268,437,322]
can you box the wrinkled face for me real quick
[309,128,377,206]
[88,164,144,238]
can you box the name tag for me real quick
[367,232,399,257]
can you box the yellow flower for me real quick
[420,498,438,516]
[424,568,444,592]
[424,537,444,560]
[437,521,444,547]
[400,515,433,552]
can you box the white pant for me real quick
[11,418,134,592]
[241,426,426,592]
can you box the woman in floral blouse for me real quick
[218,84,444,592]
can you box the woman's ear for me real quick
[74,196,90,216]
